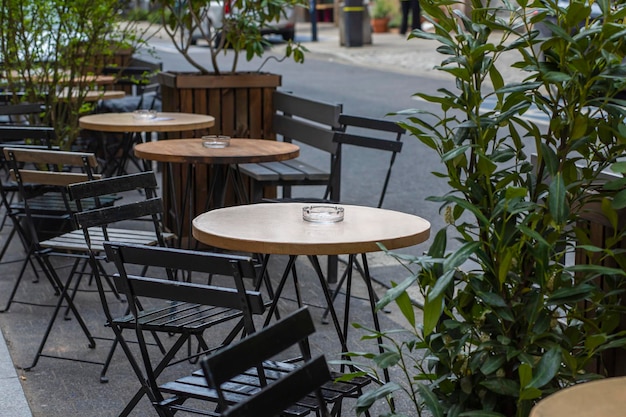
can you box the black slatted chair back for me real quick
[201,307,331,417]
[333,114,405,208]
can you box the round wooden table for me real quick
[58,89,126,102]
[193,202,430,256]
[193,202,430,357]
[135,139,300,247]
[134,138,299,165]
[530,377,626,417]
[79,112,216,177]
[79,112,215,133]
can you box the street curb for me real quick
[0,328,32,417]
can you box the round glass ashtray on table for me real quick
[302,205,344,223]
[202,135,231,148]
[132,109,157,120]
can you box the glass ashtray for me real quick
[302,205,344,223]
[202,135,231,148]
[132,109,157,120]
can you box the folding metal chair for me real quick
[2,149,144,373]
[0,126,55,290]
[101,242,264,417]
[66,171,175,384]
[321,113,406,323]
[157,307,369,417]
[2,147,104,369]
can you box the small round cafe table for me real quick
[135,138,300,247]
[78,112,215,176]
[193,202,431,361]
[529,377,626,417]
[79,111,215,133]
[57,89,126,102]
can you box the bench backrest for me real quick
[273,90,343,154]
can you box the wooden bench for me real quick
[239,91,344,202]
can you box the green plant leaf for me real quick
[442,145,471,162]
[373,351,401,368]
[444,241,480,270]
[547,284,595,304]
[518,387,542,400]
[527,347,560,389]
[585,334,608,352]
[518,362,532,387]
[480,378,520,396]
[416,382,444,417]
[423,293,443,336]
[480,355,506,375]
[394,284,416,328]
[611,188,626,210]
[459,412,507,417]
[429,269,455,300]
[477,291,508,308]
[548,172,568,224]
[356,382,402,415]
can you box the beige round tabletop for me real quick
[193,203,431,256]
[134,138,300,165]
[79,112,215,133]
[530,377,626,417]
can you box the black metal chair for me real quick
[3,153,165,373]
[158,307,371,417]
[321,113,405,323]
[66,171,175,385]
[101,241,265,417]
[0,125,55,275]
[197,307,333,417]
[0,146,121,313]
[1,147,109,371]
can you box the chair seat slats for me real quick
[113,304,242,333]
[40,227,174,252]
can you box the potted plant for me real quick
[0,0,151,150]
[340,0,626,416]
[370,0,393,33]
[152,0,309,231]
[153,0,308,138]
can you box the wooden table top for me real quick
[4,71,116,86]
[530,377,626,417]
[192,203,431,256]
[78,112,215,133]
[134,138,300,165]
[58,90,126,102]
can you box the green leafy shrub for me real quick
[153,0,308,74]
[0,0,150,149]
[343,0,626,416]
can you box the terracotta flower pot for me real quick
[371,17,390,33]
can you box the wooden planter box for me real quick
[156,71,282,243]
[575,200,626,377]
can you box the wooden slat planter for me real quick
[157,71,281,243]
[575,200,626,377]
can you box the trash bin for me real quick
[339,2,372,46]
[343,0,364,47]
